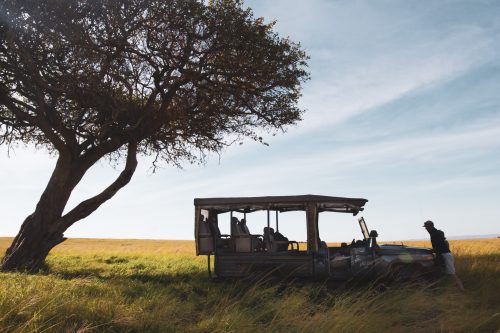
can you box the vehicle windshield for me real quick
[358,217,369,240]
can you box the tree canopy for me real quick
[1,0,307,161]
[0,0,308,271]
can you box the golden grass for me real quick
[1,237,499,333]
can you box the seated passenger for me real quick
[230,217,241,236]
[263,227,275,252]
[238,219,250,234]
[273,230,289,251]
[369,230,379,248]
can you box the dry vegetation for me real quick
[1,237,499,333]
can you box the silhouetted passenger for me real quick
[368,230,379,248]
[273,230,289,251]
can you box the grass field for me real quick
[1,237,499,333]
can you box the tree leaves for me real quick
[0,0,308,166]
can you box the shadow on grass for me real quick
[52,268,209,285]
[10,252,500,295]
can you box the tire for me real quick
[390,264,421,281]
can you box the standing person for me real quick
[423,220,465,291]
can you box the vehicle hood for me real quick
[377,244,433,255]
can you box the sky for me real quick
[1,0,499,242]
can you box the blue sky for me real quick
[1,0,499,242]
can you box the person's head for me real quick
[423,220,434,230]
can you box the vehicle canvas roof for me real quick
[194,194,368,214]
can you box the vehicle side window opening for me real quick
[244,211,268,236]
[216,211,232,236]
[318,212,360,244]
[276,210,307,244]
[273,211,288,244]
[198,208,307,253]
[212,210,304,253]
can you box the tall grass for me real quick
[0,237,499,332]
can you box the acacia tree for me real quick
[0,0,308,271]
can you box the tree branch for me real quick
[58,141,138,230]
[3,28,79,153]
[0,88,68,152]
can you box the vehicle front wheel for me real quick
[389,264,422,281]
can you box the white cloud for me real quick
[248,1,499,133]
[299,25,498,131]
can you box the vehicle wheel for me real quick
[389,264,421,281]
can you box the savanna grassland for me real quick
[0,237,499,333]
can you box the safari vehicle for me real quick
[194,195,435,279]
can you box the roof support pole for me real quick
[275,211,279,232]
[230,211,233,236]
[306,203,319,254]
[267,210,270,229]
[194,206,201,255]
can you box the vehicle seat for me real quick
[232,217,252,252]
[208,218,230,250]
[239,219,263,251]
[263,227,276,252]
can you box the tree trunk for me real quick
[0,215,67,272]
[1,142,138,272]
[1,155,78,272]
